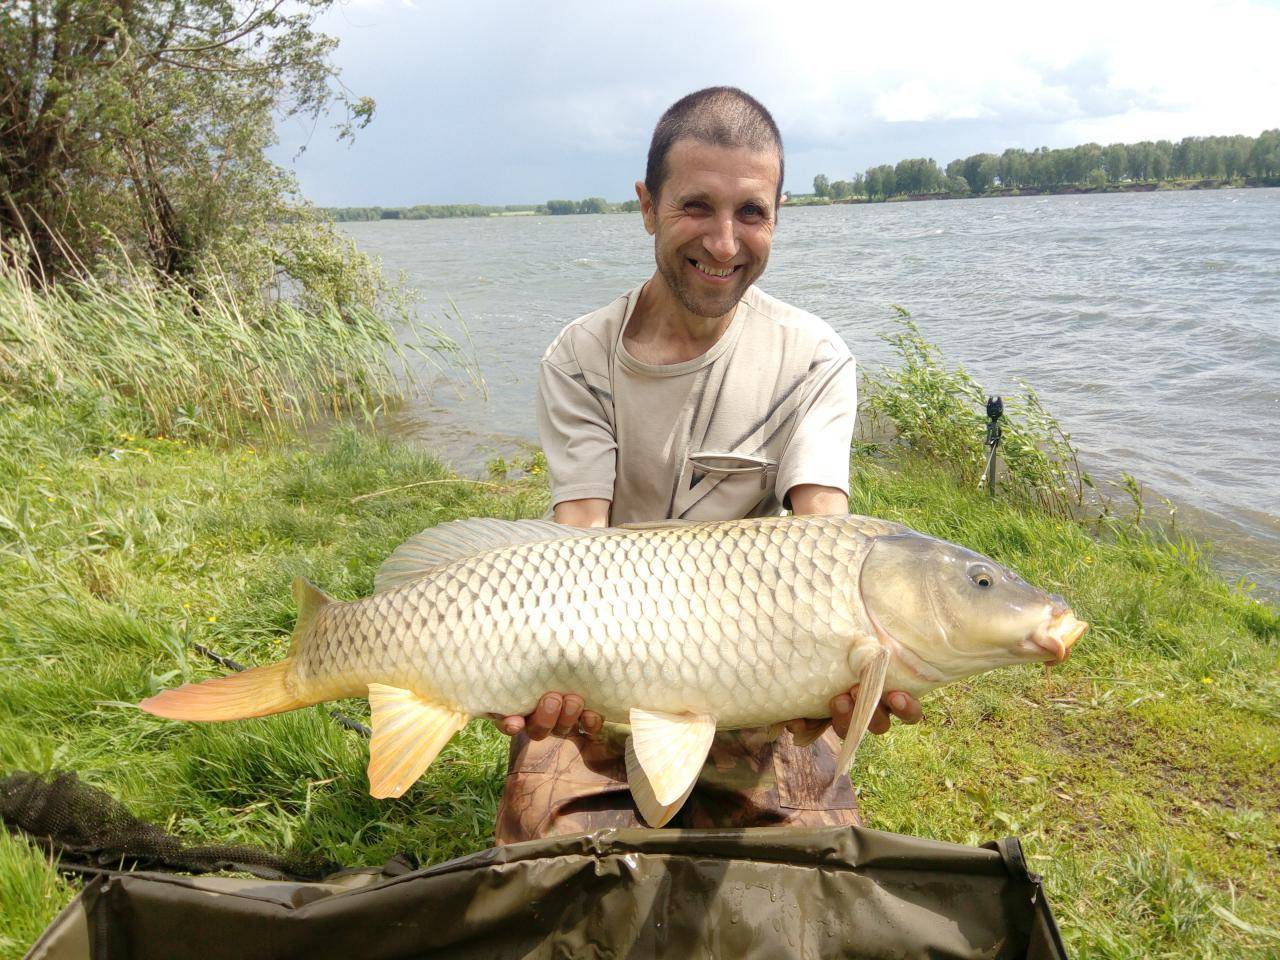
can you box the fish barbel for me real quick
[141,515,1087,826]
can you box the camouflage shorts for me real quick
[494,724,860,844]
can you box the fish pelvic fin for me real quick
[624,708,716,827]
[140,660,308,722]
[366,684,470,799]
[834,645,890,779]
[290,576,335,655]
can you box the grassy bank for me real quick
[1,271,1277,957]
[1,423,1276,956]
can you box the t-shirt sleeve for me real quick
[774,347,858,507]
[536,358,618,508]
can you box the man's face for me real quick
[638,140,779,320]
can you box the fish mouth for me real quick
[1029,610,1088,664]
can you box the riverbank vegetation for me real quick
[1,0,387,328]
[807,129,1280,201]
[326,197,642,221]
[2,264,1277,956]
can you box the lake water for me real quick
[339,188,1280,597]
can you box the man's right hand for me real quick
[491,692,604,740]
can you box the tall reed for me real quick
[0,256,453,441]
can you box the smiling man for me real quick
[494,87,922,843]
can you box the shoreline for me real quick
[787,176,1280,207]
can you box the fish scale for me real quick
[293,516,864,728]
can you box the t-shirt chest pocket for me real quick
[686,451,779,490]
[676,450,781,518]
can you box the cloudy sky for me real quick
[274,0,1280,206]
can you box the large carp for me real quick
[141,515,1086,826]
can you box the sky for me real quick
[273,0,1280,206]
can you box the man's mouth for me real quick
[688,258,739,279]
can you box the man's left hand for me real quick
[786,690,923,741]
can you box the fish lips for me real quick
[1028,611,1088,664]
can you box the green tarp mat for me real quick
[27,825,1068,959]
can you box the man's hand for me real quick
[491,692,604,741]
[784,689,923,742]
[831,689,922,738]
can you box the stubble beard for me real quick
[656,251,761,321]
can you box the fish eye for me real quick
[968,565,995,589]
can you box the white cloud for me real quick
[281,0,1280,203]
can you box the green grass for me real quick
[1,421,1276,957]
[1,273,1277,957]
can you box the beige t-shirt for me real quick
[537,283,857,524]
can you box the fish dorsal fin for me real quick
[291,577,334,653]
[834,645,890,778]
[845,514,912,538]
[374,518,615,593]
[618,519,700,531]
[624,708,716,826]
[366,684,469,799]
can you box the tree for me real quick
[1251,130,1280,177]
[577,197,608,214]
[961,153,999,193]
[812,174,830,198]
[1151,141,1173,180]
[544,200,578,215]
[829,179,851,200]
[893,157,943,195]
[0,0,372,285]
[1104,143,1127,182]
[999,149,1029,189]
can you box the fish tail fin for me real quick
[140,660,309,721]
[290,576,335,656]
[140,578,334,722]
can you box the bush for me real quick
[862,310,1086,517]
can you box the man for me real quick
[494,87,922,843]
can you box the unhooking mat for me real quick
[24,824,1068,959]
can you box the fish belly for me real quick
[294,517,871,727]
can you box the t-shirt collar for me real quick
[615,281,754,378]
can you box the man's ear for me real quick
[636,180,657,236]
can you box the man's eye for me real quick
[684,202,710,215]
[740,204,767,221]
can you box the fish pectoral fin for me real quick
[834,646,890,778]
[366,684,469,800]
[624,708,716,827]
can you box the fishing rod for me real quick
[979,396,1003,496]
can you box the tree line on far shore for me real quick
[811,130,1280,201]
[326,198,641,221]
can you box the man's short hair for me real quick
[645,87,785,205]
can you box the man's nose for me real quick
[703,214,738,263]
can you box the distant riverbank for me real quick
[326,176,1280,222]
[787,176,1280,207]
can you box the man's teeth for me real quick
[693,260,734,278]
